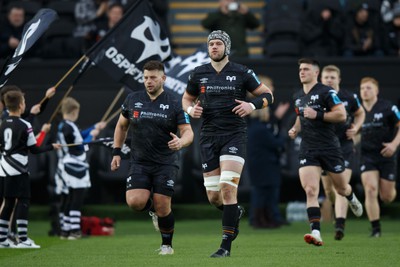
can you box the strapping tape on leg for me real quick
[220,171,240,188]
[203,175,220,191]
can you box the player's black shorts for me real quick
[3,173,31,198]
[321,144,354,175]
[126,163,178,197]
[199,132,247,173]
[299,148,345,174]
[360,153,397,182]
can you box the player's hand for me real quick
[288,127,297,139]
[52,143,62,150]
[189,102,203,118]
[381,142,397,158]
[233,99,254,117]
[303,107,317,119]
[168,132,182,151]
[30,104,41,115]
[111,156,121,171]
[41,123,51,133]
[346,123,358,140]
[45,87,56,99]
[95,121,107,130]
[90,129,100,139]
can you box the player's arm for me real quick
[324,103,346,123]
[381,122,400,158]
[288,116,301,139]
[168,124,194,151]
[182,91,202,118]
[346,106,366,139]
[111,114,130,171]
[233,84,274,117]
[305,103,346,123]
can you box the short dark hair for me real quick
[298,58,320,70]
[4,90,24,112]
[143,60,164,72]
[1,85,22,105]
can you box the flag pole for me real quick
[105,108,121,124]
[47,58,92,123]
[37,55,88,106]
[101,87,124,122]
[60,137,114,147]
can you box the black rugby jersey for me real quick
[336,89,362,145]
[121,90,190,167]
[186,62,261,136]
[293,83,343,151]
[361,98,400,154]
[0,116,36,176]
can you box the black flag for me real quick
[86,0,172,90]
[0,8,58,88]
[164,48,210,97]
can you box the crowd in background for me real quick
[0,0,400,59]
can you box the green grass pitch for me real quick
[0,217,399,267]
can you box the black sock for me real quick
[335,217,346,231]
[220,204,238,252]
[158,212,174,246]
[345,191,354,202]
[371,220,381,233]
[307,207,321,232]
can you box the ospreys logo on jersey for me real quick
[160,104,169,110]
[310,95,319,102]
[226,76,236,82]
[373,113,383,121]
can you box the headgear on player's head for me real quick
[207,30,231,56]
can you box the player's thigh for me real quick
[361,170,380,189]
[299,166,321,189]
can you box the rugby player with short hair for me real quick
[288,58,363,247]
[111,60,194,255]
[182,30,273,258]
[359,77,400,237]
[320,64,365,240]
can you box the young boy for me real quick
[57,97,105,240]
[0,90,60,248]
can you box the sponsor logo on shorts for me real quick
[202,163,208,170]
[300,159,307,165]
[334,165,343,172]
[166,180,174,187]
[388,174,395,181]
[228,146,238,154]
[127,176,132,183]
[360,165,366,171]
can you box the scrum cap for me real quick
[207,30,231,56]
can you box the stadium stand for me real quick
[169,0,264,57]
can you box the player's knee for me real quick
[220,171,240,188]
[363,184,378,198]
[380,190,396,203]
[303,185,318,198]
[204,175,221,192]
[126,196,147,211]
